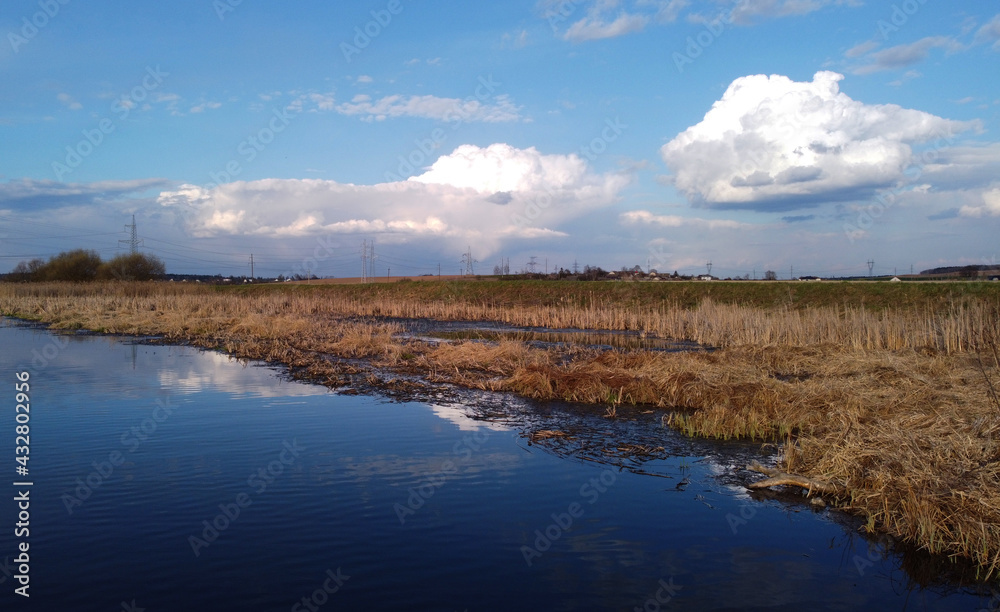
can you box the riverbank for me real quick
[1,280,998,576]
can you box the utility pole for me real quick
[527,256,537,274]
[790,265,793,280]
[706,261,712,277]
[438,263,441,278]
[573,260,579,274]
[249,254,254,280]
[119,214,142,254]
[867,259,874,278]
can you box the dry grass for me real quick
[305,289,996,353]
[1,281,1000,576]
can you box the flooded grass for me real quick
[1,280,1000,578]
[413,326,700,352]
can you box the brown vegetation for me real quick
[1,280,999,576]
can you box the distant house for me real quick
[798,275,822,281]
[699,275,714,281]
[890,277,901,282]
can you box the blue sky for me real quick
[1,0,998,279]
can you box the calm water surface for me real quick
[0,319,990,611]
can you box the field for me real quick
[2,279,1000,576]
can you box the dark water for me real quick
[0,319,992,611]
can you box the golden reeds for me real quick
[1,281,999,576]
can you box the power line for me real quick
[359,239,376,282]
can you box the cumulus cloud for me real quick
[960,187,1000,217]
[915,143,1000,191]
[335,93,522,123]
[155,144,629,257]
[411,143,620,194]
[660,71,977,211]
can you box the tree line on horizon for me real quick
[5,249,166,282]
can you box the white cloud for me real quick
[56,93,82,110]
[916,143,1000,191]
[564,12,648,42]
[620,210,751,230]
[660,71,978,211]
[155,144,629,257]
[287,92,336,113]
[355,75,373,84]
[190,101,222,113]
[411,143,617,193]
[959,187,1000,217]
[335,94,523,123]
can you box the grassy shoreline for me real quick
[2,280,999,576]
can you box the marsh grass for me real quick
[2,281,1000,575]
